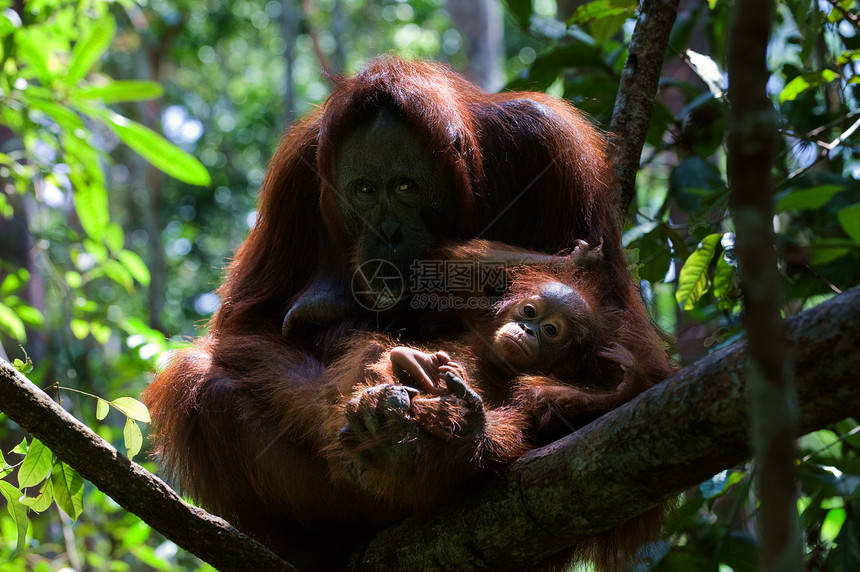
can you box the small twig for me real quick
[823,0,860,33]
[778,112,860,186]
[820,115,860,151]
[301,0,335,81]
[802,424,860,463]
[781,110,860,141]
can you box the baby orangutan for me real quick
[385,265,647,442]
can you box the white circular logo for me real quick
[352,259,404,311]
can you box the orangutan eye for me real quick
[523,304,536,318]
[543,323,558,337]
[396,180,415,192]
[356,181,374,194]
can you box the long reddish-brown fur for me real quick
[143,56,674,571]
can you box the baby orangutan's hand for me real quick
[389,346,453,395]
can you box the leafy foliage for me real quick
[1,437,84,555]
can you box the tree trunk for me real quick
[727,0,801,569]
[447,0,504,91]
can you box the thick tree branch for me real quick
[609,0,680,220]
[0,361,297,572]
[348,285,860,571]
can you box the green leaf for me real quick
[20,478,54,513]
[12,357,33,374]
[0,11,18,36]
[66,137,105,188]
[83,238,108,263]
[589,12,628,45]
[669,157,727,216]
[73,298,98,313]
[111,397,151,423]
[102,259,134,293]
[0,152,26,177]
[15,31,52,83]
[65,271,83,289]
[505,42,604,92]
[676,233,722,311]
[96,398,110,421]
[26,98,86,131]
[51,462,84,521]
[700,470,745,499]
[0,480,29,553]
[104,223,125,253]
[0,302,27,341]
[568,0,635,26]
[70,319,90,340]
[712,254,735,299]
[120,317,168,343]
[66,16,116,85]
[837,50,860,66]
[122,520,153,548]
[0,269,27,295]
[822,508,847,544]
[837,202,860,243]
[118,250,151,287]
[14,303,44,327]
[12,439,28,455]
[73,182,110,240]
[800,7,822,65]
[811,237,853,265]
[500,0,533,29]
[779,70,839,104]
[775,185,844,212]
[73,80,164,103]
[632,224,673,283]
[124,418,143,459]
[824,495,860,570]
[18,439,53,488]
[97,110,211,186]
[91,323,112,345]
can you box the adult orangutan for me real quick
[143,56,674,571]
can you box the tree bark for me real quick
[3,285,859,571]
[609,0,680,221]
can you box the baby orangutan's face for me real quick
[491,281,592,372]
